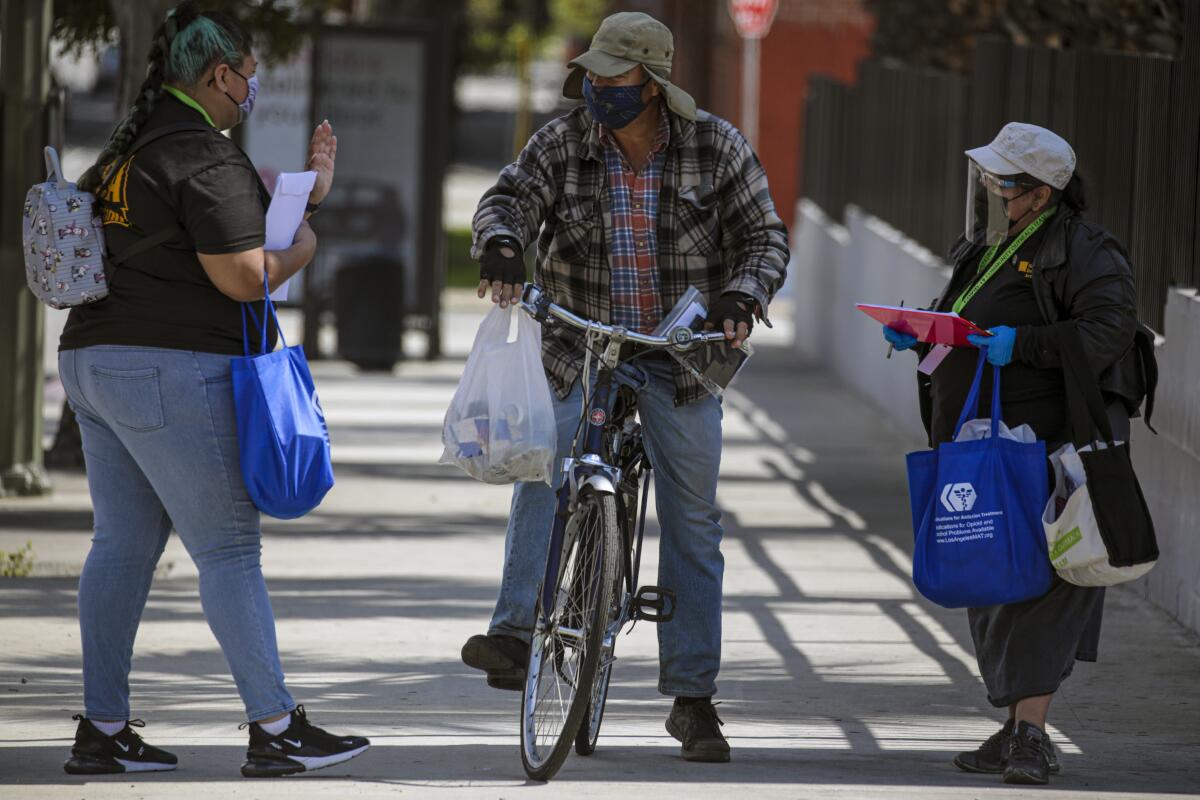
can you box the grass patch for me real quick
[446,228,479,289]
[445,227,537,290]
[0,541,34,578]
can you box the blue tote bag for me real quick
[906,352,1053,608]
[231,277,334,519]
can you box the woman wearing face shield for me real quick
[57,1,367,779]
[883,123,1142,785]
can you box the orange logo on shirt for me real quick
[99,158,132,228]
[1016,259,1034,278]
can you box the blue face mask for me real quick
[583,77,650,130]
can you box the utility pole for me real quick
[511,0,534,161]
[0,0,55,497]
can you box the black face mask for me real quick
[1002,185,1038,217]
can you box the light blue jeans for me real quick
[489,359,725,697]
[59,345,295,722]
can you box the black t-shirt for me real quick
[930,225,1066,445]
[60,93,275,355]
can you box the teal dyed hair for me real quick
[166,12,253,87]
[78,2,252,194]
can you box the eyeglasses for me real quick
[980,173,1040,194]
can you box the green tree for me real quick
[462,0,605,73]
[52,0,328,112]
[863,0,1184,73]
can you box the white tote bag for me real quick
[1043,441,1156,587]
[439,305,556,485]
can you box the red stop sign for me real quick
[728,0,779,39]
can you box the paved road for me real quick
[2,342,1198,799]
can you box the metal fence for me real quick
[802,11,1200,332]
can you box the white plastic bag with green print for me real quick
[1042,442,1156,587]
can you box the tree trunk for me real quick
[110,0,174,112]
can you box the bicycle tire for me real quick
[520,490,619,781]
[576,550,624,756]
[575,657,614,755]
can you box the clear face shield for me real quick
[965,161,1020,246]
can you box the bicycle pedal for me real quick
[631,585,676,623]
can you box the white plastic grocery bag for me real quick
[439,305,556,484]
[1042,442,1156,587]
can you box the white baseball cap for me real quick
[965,122,1076,190]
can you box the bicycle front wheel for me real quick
[520,490,619,781]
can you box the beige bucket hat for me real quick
[562,11,697,121]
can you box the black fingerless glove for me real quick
[708,292,756,333]
[479,235,526,286]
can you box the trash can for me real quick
[334,255,404,371]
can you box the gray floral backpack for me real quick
[23,147,108,308]
[23,123,210,309]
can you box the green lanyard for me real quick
[953,207,1055,314]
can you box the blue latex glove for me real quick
[968,325,1017,366]
[883,325,918,351]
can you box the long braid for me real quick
[77,4,200,194]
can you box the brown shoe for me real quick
[461,633,528,691]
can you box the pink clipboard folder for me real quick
[856,304,991,348]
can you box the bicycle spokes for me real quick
[522,495,609,776]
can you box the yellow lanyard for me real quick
[953,208,1054,315]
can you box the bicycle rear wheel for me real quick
[575,651,614,756]
[520,490,619,780]
[576,558,624,756]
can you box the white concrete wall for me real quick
[1130,290,1200,633]
[790,200,949,441]
[791,200,1200,635]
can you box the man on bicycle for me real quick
[463,11,789,763]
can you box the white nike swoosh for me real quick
[283,738,302,748]
[114,741,129,752]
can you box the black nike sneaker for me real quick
[665,697,730,763]
[954,718,1013,773]
[240,706,369,778]
[954,718,1060,774]
[461,633,529,691]
[63,716,178,774]
[1004,720,1052,785]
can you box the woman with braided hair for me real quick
[59,2,368,779]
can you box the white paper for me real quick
[264,170,317,301]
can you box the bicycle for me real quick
[516,284,728,781]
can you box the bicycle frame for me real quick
[524,283,714,627]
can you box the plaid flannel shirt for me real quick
[472,105,789,406]
[601,107,671,333]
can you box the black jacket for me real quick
[918,207,1156,442]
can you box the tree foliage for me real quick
[863,0,1185,73]
[51,0,336,64]
[462,0,605,72]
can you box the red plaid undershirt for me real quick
[599,107,671,333]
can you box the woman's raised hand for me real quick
[307,120,337,206]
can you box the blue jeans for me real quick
[489,359,725,697]
[59,346,295,722]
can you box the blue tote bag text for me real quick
[906,352,1053,608]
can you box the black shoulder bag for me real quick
[1057,320,1159,568]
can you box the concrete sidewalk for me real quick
[1,345,1198,799]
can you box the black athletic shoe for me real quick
[461,633,529,692]
[240,706,369,778]
[954,718,1013,773]
[63,716,178,775]
[665,697,731,763]
[954,718,1060,775]
[1004,721,1051,785]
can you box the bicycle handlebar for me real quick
[519,284,728,351]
